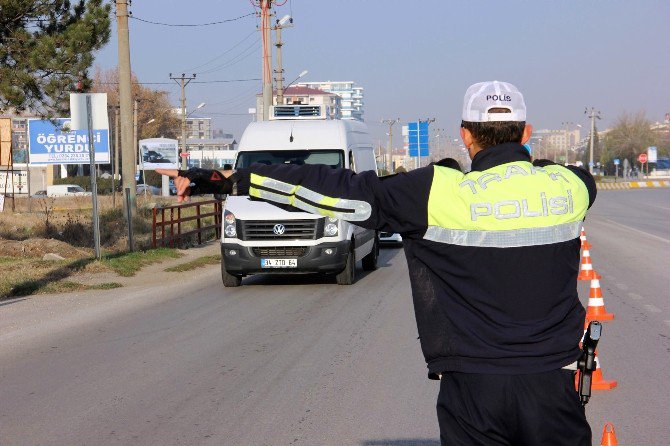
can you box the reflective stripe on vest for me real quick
[426,161,589,247]
[249,173,372,221]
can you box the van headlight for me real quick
[324,217,338,237]
[224,210,237,238]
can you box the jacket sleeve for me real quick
[532,159,597,209]
[234,163,434,236]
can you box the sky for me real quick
[95,0,670,148]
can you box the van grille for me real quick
[252,247,308,257]
[240,220,319,240]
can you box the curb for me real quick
[597,180,670,190]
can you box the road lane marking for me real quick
[644,203,670,212]
[601,219,670,244]
[644,304,662,313]
[628,293,643,300]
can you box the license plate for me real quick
[261,258,297,268]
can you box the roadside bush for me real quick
[59,214,91,247]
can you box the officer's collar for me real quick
[470,142,531,172]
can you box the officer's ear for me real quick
[521,123,533,144]
[460,127,473,149]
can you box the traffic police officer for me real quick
[162,81,597,445]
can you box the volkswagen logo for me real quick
[273,224,286,235]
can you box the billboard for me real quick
[0,170,28,194]
[139,138,179,170]
[28,118,110,165]
[0,118,11,166]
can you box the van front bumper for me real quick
[221,241,350,275]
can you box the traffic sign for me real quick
[180,152,190,158]
[613,159,620,165]
[407,121,429,158]
[647,146,657,163]
[638,153,647,164]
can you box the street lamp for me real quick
[187,102,206,118]
[284,70,308,91]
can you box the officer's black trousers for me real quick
[436,370,592,446]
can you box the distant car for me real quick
[136,184,161,195]
[46,184,91,197]
[32,190,47,197]
[380,232,403,246]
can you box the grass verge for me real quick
[99,248,182,277]
[164,255,220,273]
[1,248,180,299]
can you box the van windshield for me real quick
[235,150,344,169]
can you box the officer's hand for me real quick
[157,168,236,202]
[156,169,191,202]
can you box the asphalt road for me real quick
[1,188,668,446]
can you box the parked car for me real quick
[46,184,91,197]
[136,184,161,195]
[380,232,403,246]
[32,190,47,197]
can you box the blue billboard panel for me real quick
[408,121,430,158]
[408,148,429,157]
[28,118,110,165]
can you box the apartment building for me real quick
[295,81,364,121]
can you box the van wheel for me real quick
[221,259,242,287]
[336,244,356,285]
[362,233,379,271]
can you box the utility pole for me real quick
[562,121,573,165]
[417,118,435,169]
[260,0,273,121]
[133,99,138,173]
[381,118,399,173]
[585,107,601,174]
[433,128,445,160]
[116,0,136,217]
[111,106,120,208]
[170,73,196,169]
[274,15,292,106]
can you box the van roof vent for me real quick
[270,105,329,120]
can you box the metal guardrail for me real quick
[152,199,222,249]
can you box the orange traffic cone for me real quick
[576,352,618,391]
[578,248,601,281]
[591,354,618,390]
[585,279,614,321]
[600,423,618,446]
[580,228,592,250]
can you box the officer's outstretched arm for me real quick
[236,163,434,235]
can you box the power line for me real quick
[180,30,257,72]
[97,78,261,86]
[192,78,261,84]
[128,12,254,27]
[196,39,261,75]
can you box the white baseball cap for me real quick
[462,81,526,122]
